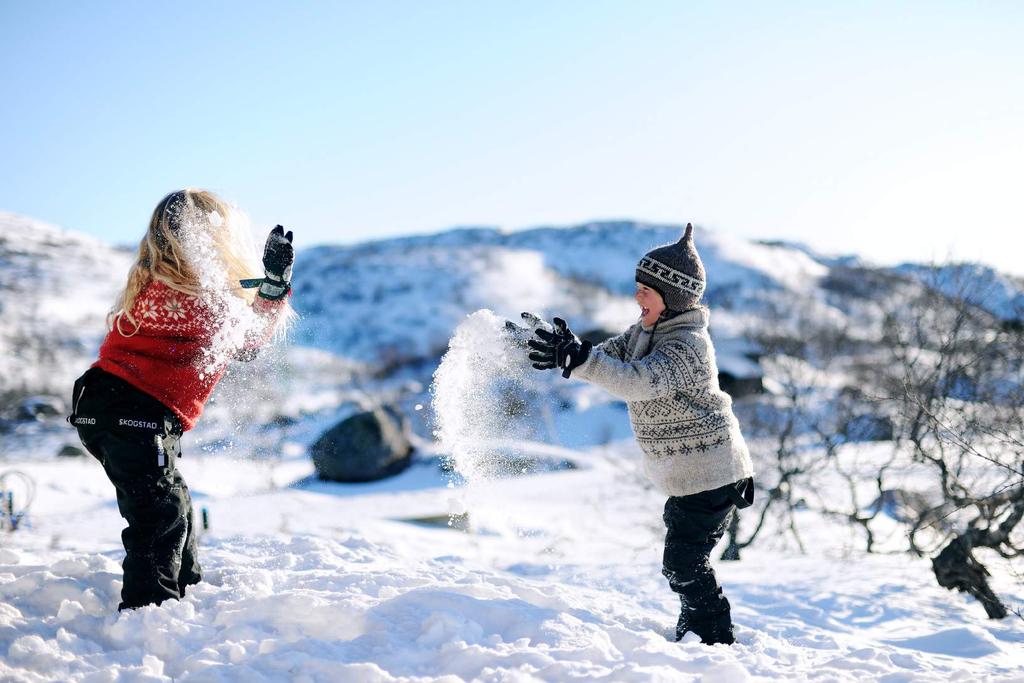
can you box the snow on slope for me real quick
[0,211,131,399]
[895,262,1024,322]
[0,215,837,409]
[291,221,828,369]
[293,240,634,367]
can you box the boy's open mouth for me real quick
[640,306,650,318]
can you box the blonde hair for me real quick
[110,189,262,335]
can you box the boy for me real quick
[524,223,754,645]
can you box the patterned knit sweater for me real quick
[572,307,753,497]
[94,281,285,431]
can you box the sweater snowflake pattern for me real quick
[94,281,284,430]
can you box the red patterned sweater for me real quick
[94,281,286,430]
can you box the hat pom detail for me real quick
[680,223,693,243]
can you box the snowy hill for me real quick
[0,211,131,403]
[5,213,1021,398]
[292,221,829,368]
[0,216,827,395]
[0,216,836,451]
[894,262,1024,322]
[3,213,1022,450]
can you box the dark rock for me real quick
[57,444,87,457]
[311,406,413,483]
[718,372,764,399]
[15,396,65,421]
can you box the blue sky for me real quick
[2,1,1022,274]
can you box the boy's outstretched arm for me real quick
[595,328,631,362]
[523,315,699,401]
[573,340,708,402]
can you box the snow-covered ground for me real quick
[2,439,1022,682]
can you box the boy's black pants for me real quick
[662,479,753,622]
[72,368,201,610]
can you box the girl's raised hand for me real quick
[263,226,294,280]
[254,225,294,300]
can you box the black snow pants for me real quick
[662,478,754,641]
[71,368,201,610]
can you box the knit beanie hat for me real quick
[635,223,706,311]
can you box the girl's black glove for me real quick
[242,225,294,300]
[528,316,592,378]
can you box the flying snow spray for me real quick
[431,310,555,529]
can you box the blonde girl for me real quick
[69,189,294,610]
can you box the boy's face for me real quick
[635,282,666,326]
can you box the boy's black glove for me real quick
[528,316,592,379]
[241,226,294,300]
